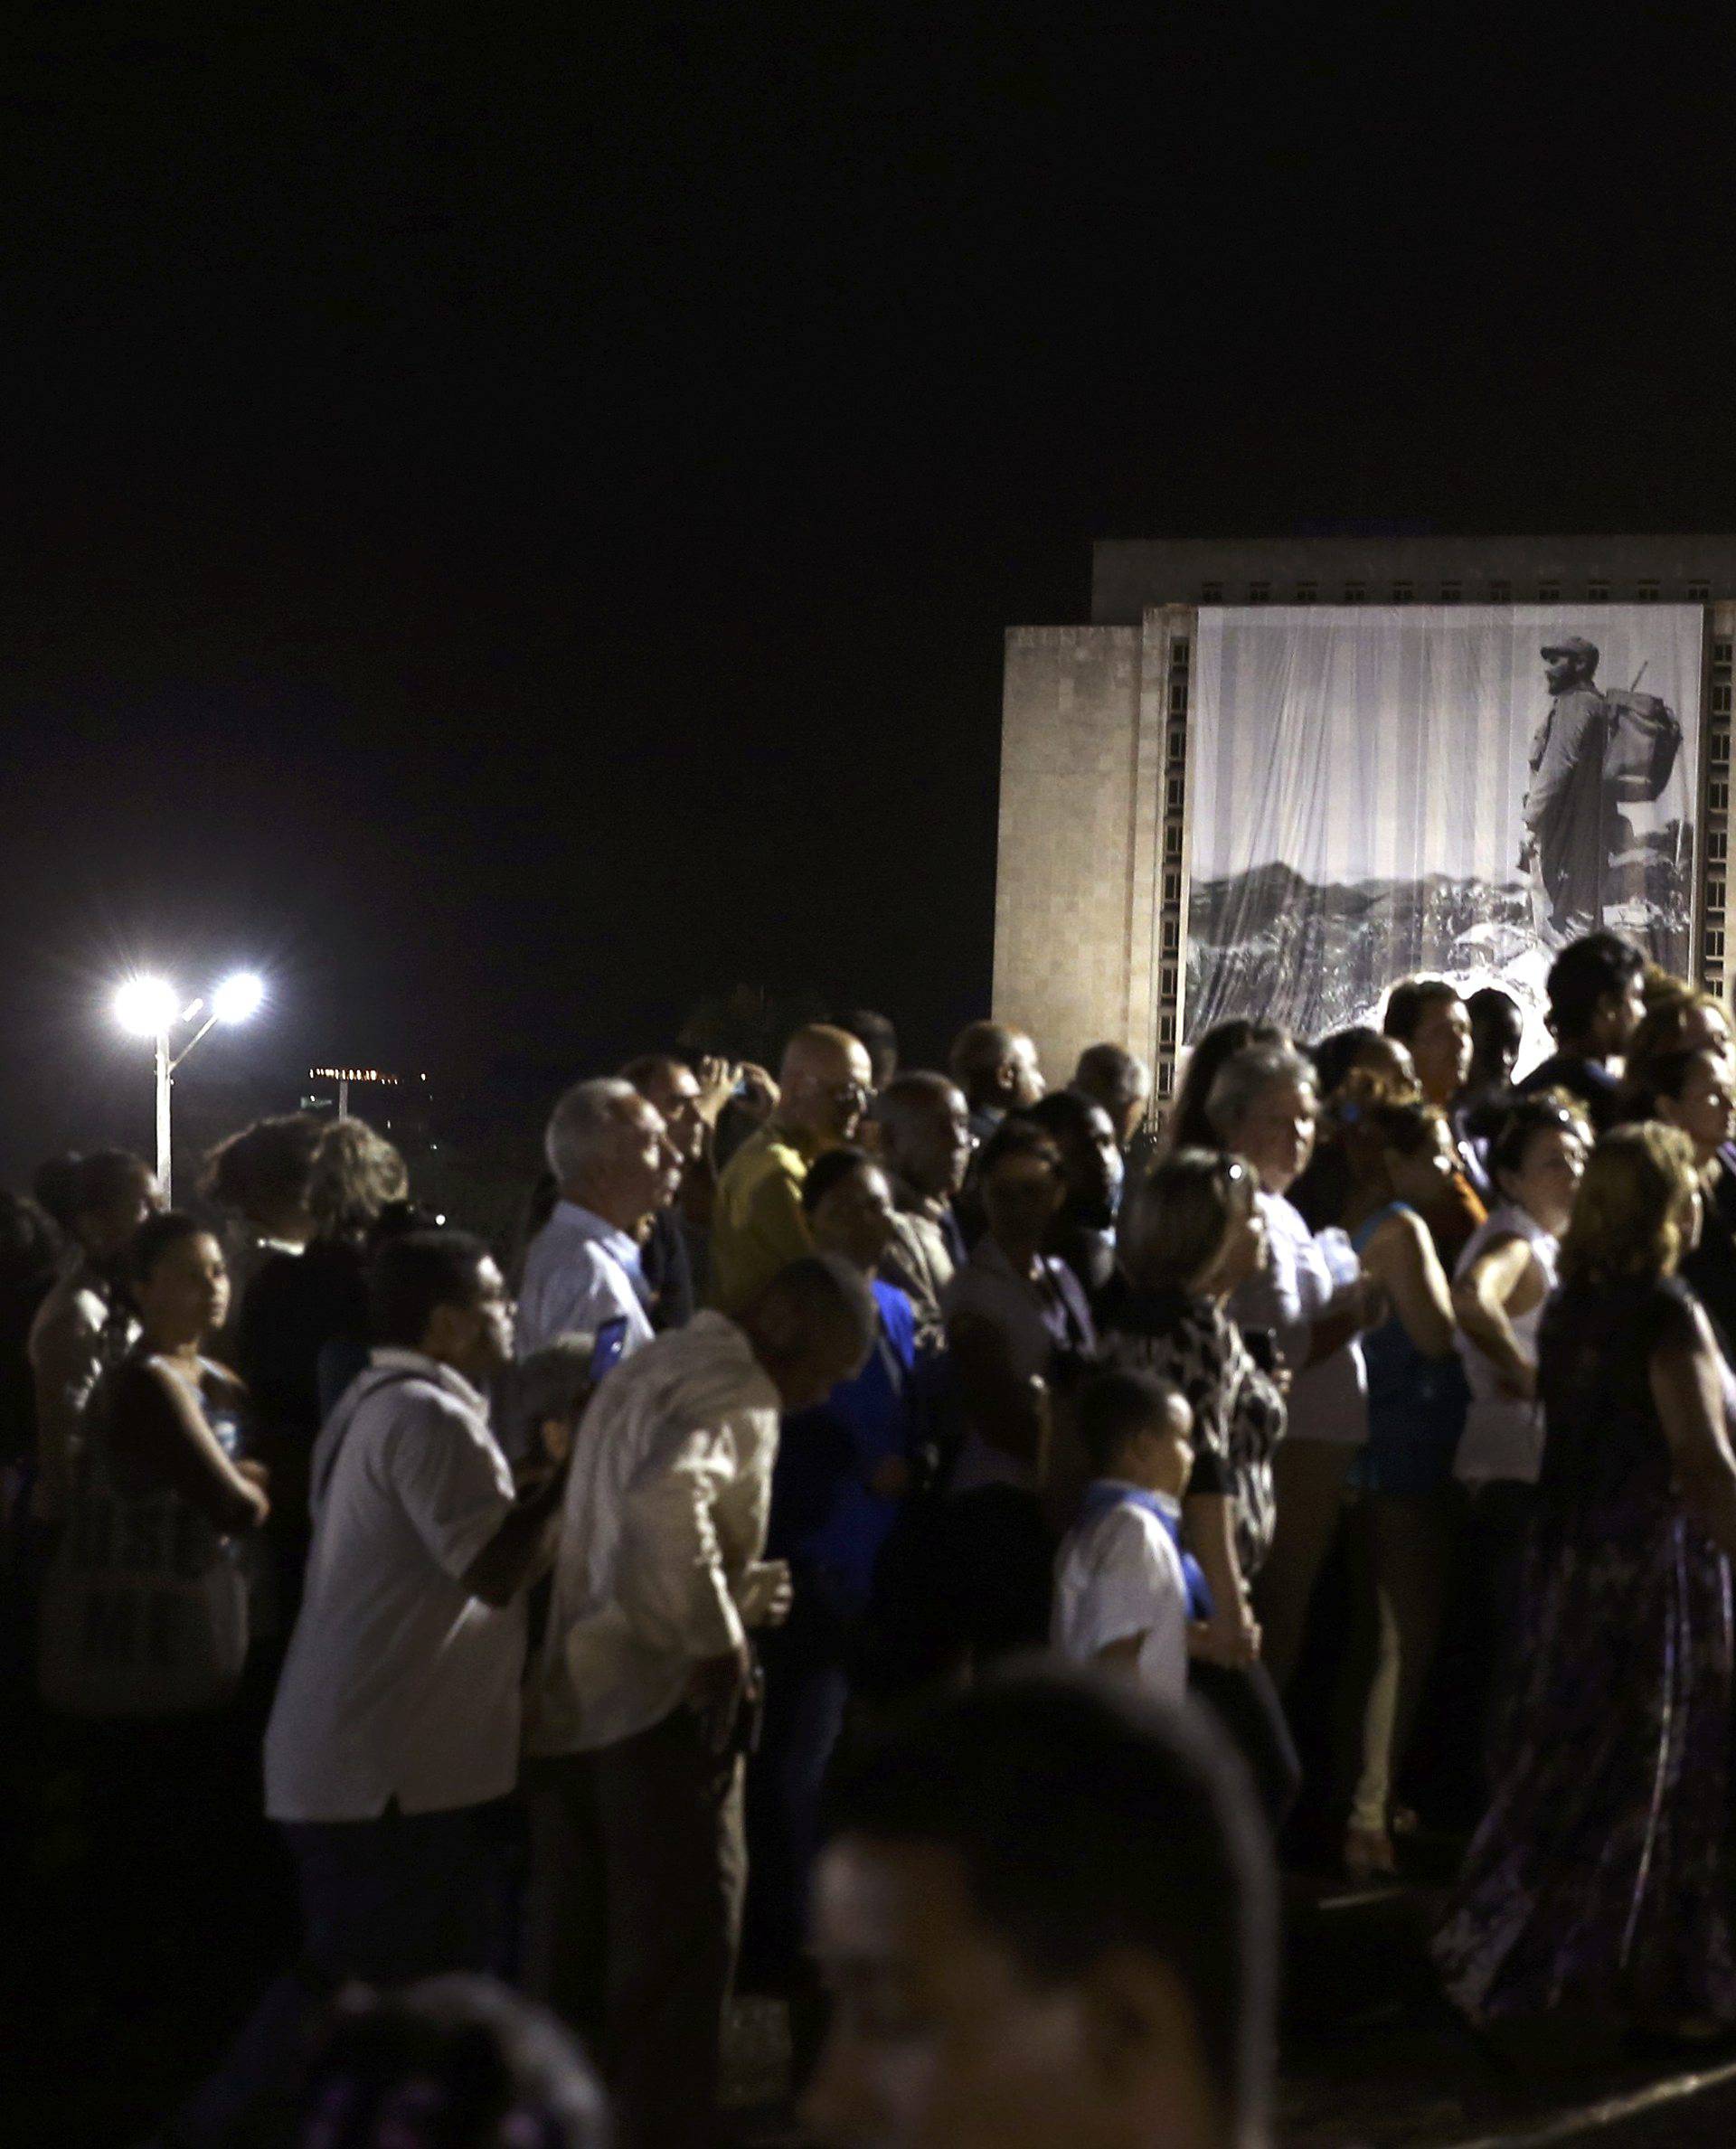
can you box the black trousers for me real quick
[1190,1656,1302,1831]
[175,1798,514,2144]
[937,1485,1056,1666]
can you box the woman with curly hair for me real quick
[1434,1124,1736,2034]
[235,1118,413,1598]
[1625,1044,1736,1364]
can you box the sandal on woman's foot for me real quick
[1344,1824,1398,1880]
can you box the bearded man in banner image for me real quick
[1519,634,1617,947]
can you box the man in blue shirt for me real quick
[744,1151,924,1996]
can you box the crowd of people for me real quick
[5,927,1736,2146]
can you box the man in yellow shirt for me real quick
[711,1025,873,1313]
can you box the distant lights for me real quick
[308,1066,401,1086]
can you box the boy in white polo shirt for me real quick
[1053,1367,1205,1702]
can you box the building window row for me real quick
[1155,637,1192,1104]
[1196,580,1720,606]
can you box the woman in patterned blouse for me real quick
[1101,1149,1297,1824]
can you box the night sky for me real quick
[3,9,1732,1179]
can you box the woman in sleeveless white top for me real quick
[1444,1098,1588,1815]
[1453,1205,1559,1487]
[1450,1098,1590,1488]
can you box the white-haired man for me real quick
[518,1079,683,1360]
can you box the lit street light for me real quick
[113,976,180,1039]
[112,970,268,1202]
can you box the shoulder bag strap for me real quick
[311,1370,428,1510]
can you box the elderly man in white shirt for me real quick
[517,1077,683,1360]
[175,1229,571,2148]
[524,1254,876,2149]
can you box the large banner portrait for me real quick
[1184,604,1703,1050]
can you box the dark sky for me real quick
[3,8,1732,1175]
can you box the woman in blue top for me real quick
[747,1145,921,2002]
[1333,1077,1463,1879]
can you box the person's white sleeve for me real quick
[1066,1512,1191,1703]
[386,1395,516,1581]
[1231,1210,1311,1377]
[1140,1605,1190,1702]
[615,1423,749,1662]
[1083,1511,1184,1638]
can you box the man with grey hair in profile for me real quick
[1072,1041,1154,1149]
[518,1079,683,1360]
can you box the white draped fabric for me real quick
[1184,604,1702,1046]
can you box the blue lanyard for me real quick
[1078,1480,1216,1622]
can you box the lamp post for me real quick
[113,972,266,1202]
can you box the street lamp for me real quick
[112,970,268,1202]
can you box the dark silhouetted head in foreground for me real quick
[297,1975,608,2149]
[804,1665,1277,2149]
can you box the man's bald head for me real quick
[741,1253,877,1411]
[948,1020,1045,1115]
[778,1025,874,1147]
[875,1071,974,1201]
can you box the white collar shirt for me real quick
[1230,1192,1368,1446]
[264,1350,521,1821]
[526,1310,782,1758]
[1052,1482,1189,1704]
[517,1200,655,1359]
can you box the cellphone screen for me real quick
[590,1315,630,1383]
[1243,1326,1278,1375]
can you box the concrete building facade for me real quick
[994,538,1736,1107]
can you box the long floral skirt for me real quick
[1433,1503,1736,2024]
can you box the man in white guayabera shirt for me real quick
[173,1230,571,2148]
[524,1253,875,2149]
